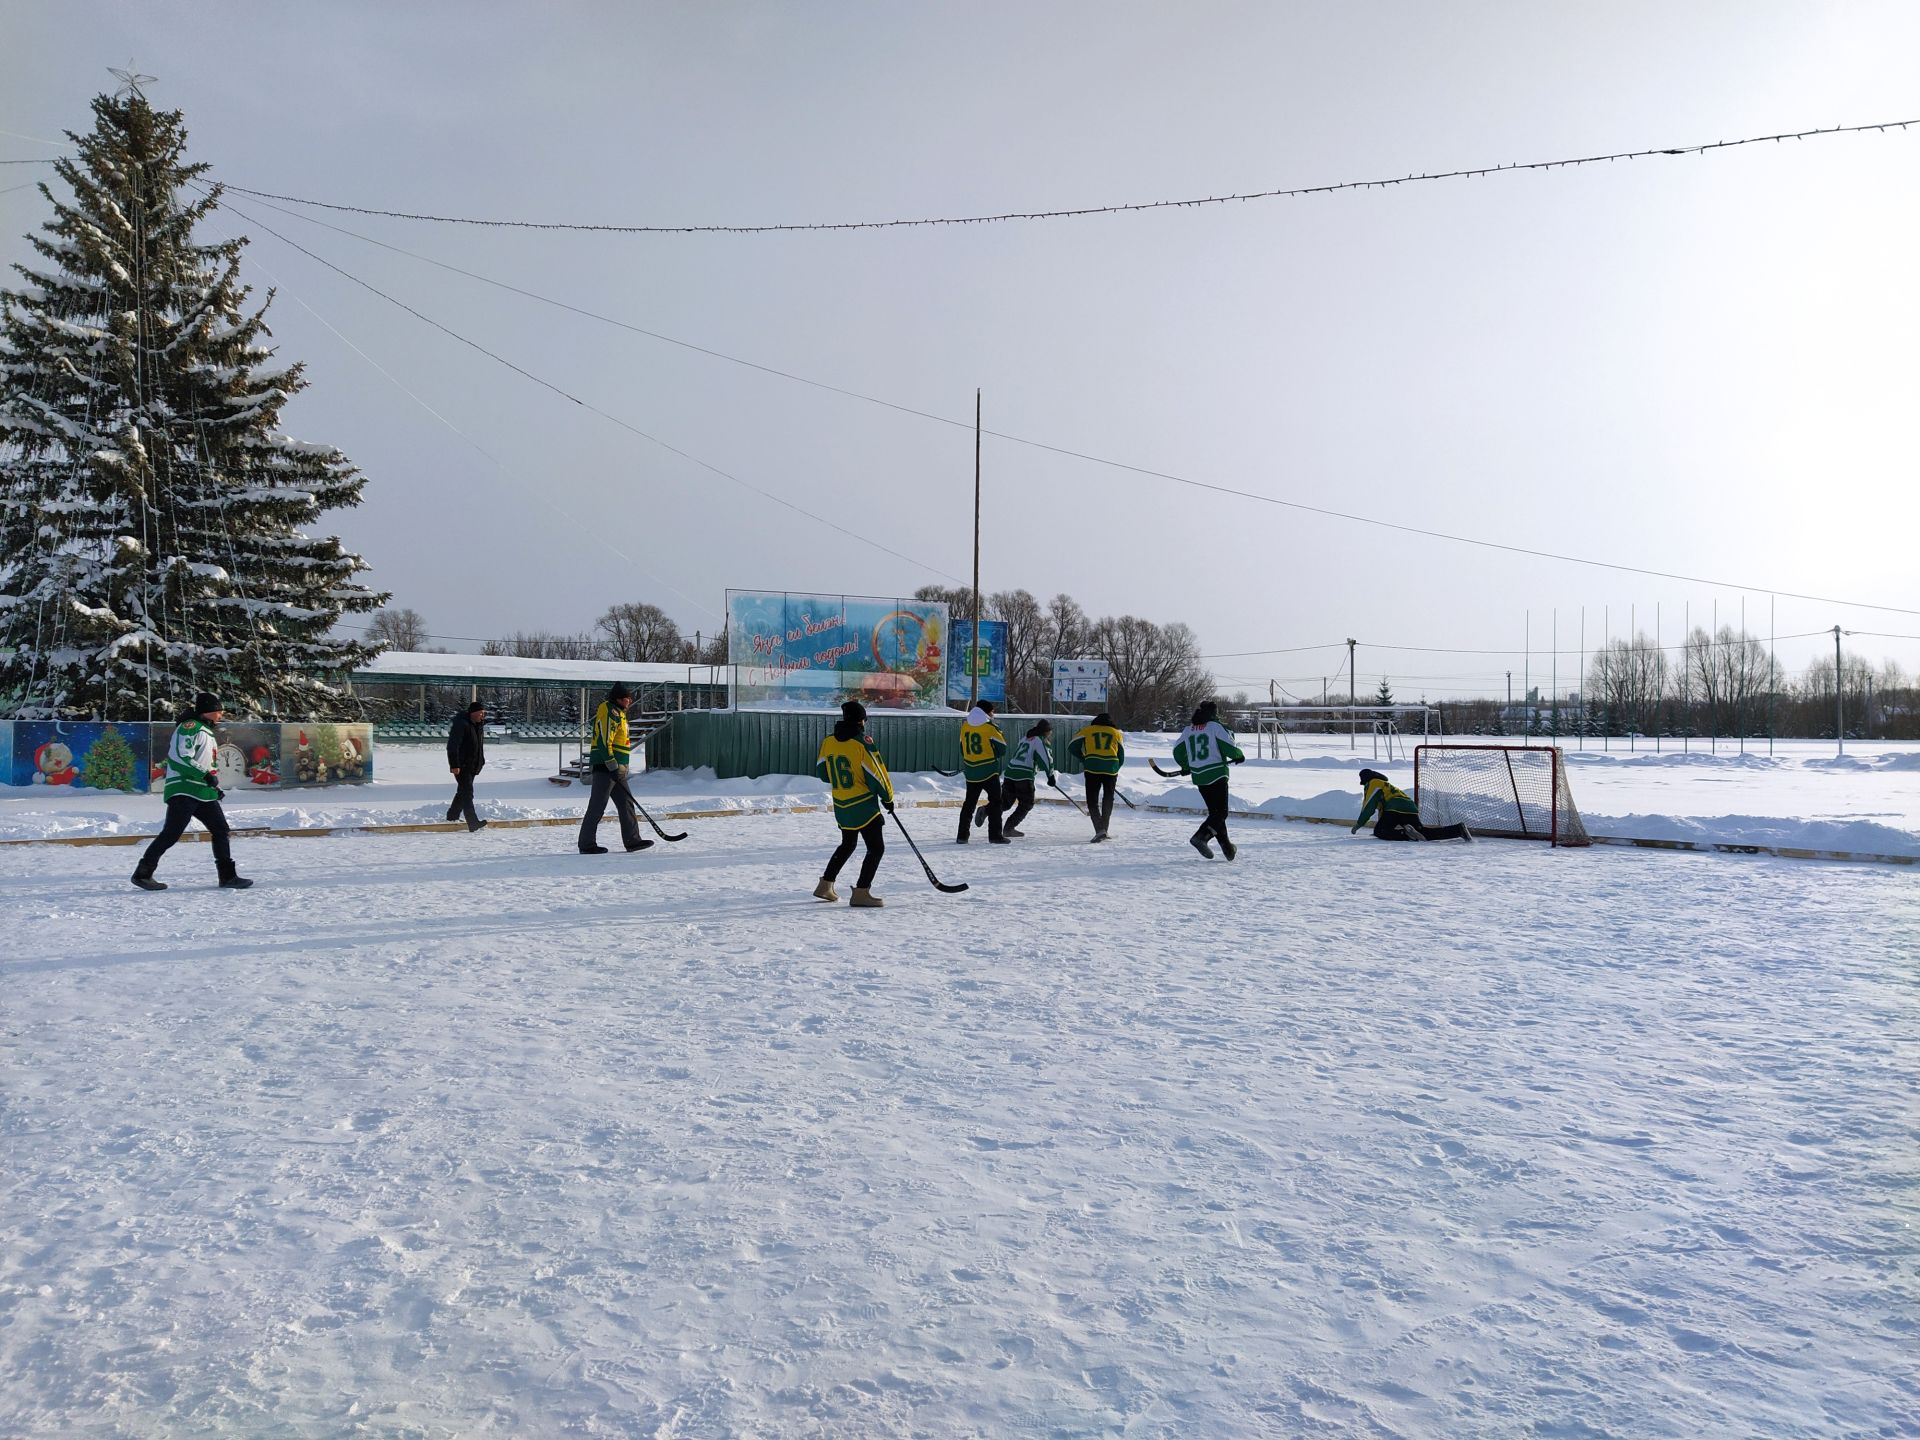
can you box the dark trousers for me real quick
[1375,812,1467,842]
[139,796,232,872]
[825,816,885,889]
[579,766,641,849]
[1195,779,1231,847]
[1000,778,1037,832]
[1084,773,1117,835]
[960,775,1004,842]
[447,772,479,826]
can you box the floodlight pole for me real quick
[1834,624,1844,757]
[970,389,981,707]
[1346,638,1356,750]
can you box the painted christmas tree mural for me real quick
[79,725,137,792]
[0,79,385,719]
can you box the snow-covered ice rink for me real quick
[4,755,1917,1436]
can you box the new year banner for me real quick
[9,720,151,792]
[728,591,949,711]
[947,620,1008,705]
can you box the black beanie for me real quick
[467,698,488,714]
[1092,711,1112,727]
[1358,768,1385,785]
[841,699,867,724]
[1035,718,1052,733]
[193,691,222,716]
[609,683,633,702]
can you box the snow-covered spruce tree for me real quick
[0,89,384,719]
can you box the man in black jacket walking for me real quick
[447,699,488,831]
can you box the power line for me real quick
[0,157,65,165]
[212,193,968,588]
[220,118,1918,235]
[205,185,1920,620]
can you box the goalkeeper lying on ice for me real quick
[1353,769,1472,843]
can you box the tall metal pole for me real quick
[1834,624,1844,757]
[1523,610,1530,737]
[1769,594,1775,757]
[1654,602,1661,752]
[1347,638,1357,749]
[1578,606,1585,750]
[970,389,981,708]
[1739,596,1747,755]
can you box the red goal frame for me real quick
[1413,744,1588,847]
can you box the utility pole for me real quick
[1506,671,1512,735]
[1834,624,1844,757]
[1346,638,1357,750]
[970,389,982,708]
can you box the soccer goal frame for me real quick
[1413,744,1591,847]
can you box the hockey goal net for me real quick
[1414,745,1590,847]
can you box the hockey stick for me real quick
[1150,757,1243,779]
[931,767,961,777]
[886,806,969,893]
[614,775,689,842]
[1047,778,1088,816]
[1115,786,1140,809]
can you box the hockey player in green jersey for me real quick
[815,700,895,906]
[1170,700,1244,859]
[131,692,252,890]
[1352,768,1471,842]
[956,700,1010,845]
[1067,712,1125,841]
[995,720,1055,838]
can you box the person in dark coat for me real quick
[447,699,488,831]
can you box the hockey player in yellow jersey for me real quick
[1067,711,1126,842]
[957,699,1010,845]
[814,699,894,907]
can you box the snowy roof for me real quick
[351,650,720,688]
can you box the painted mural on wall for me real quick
[8,720,152,792]
[0,721,373,791]
[282,723,373,786]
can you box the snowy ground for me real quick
[4,756,1918,1437]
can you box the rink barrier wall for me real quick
[641,710,1095,780]
[8,791,1914,866]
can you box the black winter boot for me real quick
[217,859,254,889]
[131,862,166,891]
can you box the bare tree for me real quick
[990,588,1047,710]
[1090,615,1212,729]
[1040,592,1090,668]
[596,601,687,662]
[482,631,598,660]
[1589,633,1668,735]
[365,607,430,653]
[1685,626,1775,735]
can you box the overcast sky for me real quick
[4,2,1916,697]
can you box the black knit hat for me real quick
[841,699,867,724]
[1092,711,1112,727]
[467,698,488,714]
[1358,768,1385,785]
[608,683,633,702]
[978,699,996,714]
[193,691,223,716]
[1034,718,1052,733]
[1192,700,1218,725]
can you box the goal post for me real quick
[1413,744,1591,847]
